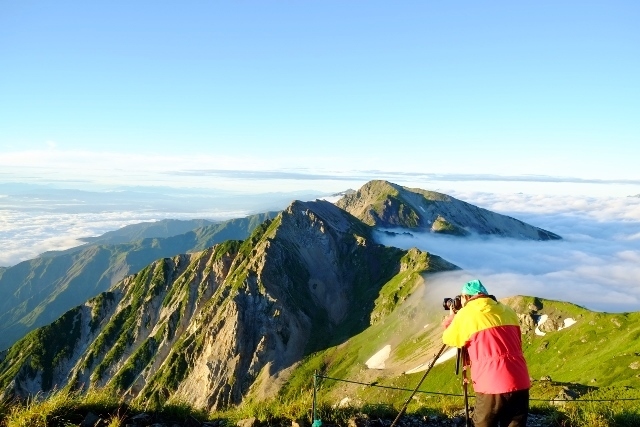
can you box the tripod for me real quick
[456,347,471,427]
[390,343,447,427]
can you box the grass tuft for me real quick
[1,383,639,427]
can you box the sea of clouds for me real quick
[1,183,639,313]
[0,184,324,267]
[375,191,640,313]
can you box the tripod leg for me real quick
[463,381,470,427]
[461,347,471,427]
[390,344,447,427]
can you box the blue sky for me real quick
[1,1,639,195]
[0,3,639,311]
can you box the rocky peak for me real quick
[337,180,561,240]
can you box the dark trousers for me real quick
[472,389,529,427]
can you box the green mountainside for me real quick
[0,180,565,352]
[336,180,561,240]
[39,219,218,257]
[0,199,460,410]
[0,212,278,350]
[280,295,640,409]
[80,218,217,246]
[3,180,633,417]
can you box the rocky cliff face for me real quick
[336,180,561,240]
[0,212,279,352]
[0,199,458,410]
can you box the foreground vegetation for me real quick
[1,386,639,427]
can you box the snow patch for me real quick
[536,315,577,335]
[404,347,458,374]
[535,314,548,336]
[558,318,577,330]
[365,345,391,369]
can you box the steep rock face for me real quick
[336,180,561,240]
[273,200,368,324]
[0,212,278,351]
[0,200,459,410]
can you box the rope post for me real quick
[312,370,322,427]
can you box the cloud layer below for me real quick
[0,185,322,267]
[375,192,640,313]
[1,183,639,314]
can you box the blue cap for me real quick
[461,279,488,296]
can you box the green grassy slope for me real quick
[0,212,279,350]
[278,293,640,410]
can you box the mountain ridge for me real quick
[337,180,561,240]
[0,179,560,351]
[39,219,218,258]
[0,198,460,410]
[2,179,600,413]
[0,211,279,350]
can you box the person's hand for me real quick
[442,312,455,329]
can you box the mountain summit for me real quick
[337,180,561,240]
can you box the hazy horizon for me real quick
[1,179,638,314]
[2,2,638,193]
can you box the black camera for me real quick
[443,295,463,312]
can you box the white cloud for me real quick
[2,147,640,197]
[375,193,640,313]
[0,201,255,267]
[0,147,367,193]
[0,210,171,266]
[0,181,327,266]
[2,183,639,314]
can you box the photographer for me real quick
[442,279,530,427]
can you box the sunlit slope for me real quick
[514,296,640,389]
[39,219,218,257]
[0,199,460,411]
[0,212,278,350]
[281,293,640,407]
[337,180,561,240]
